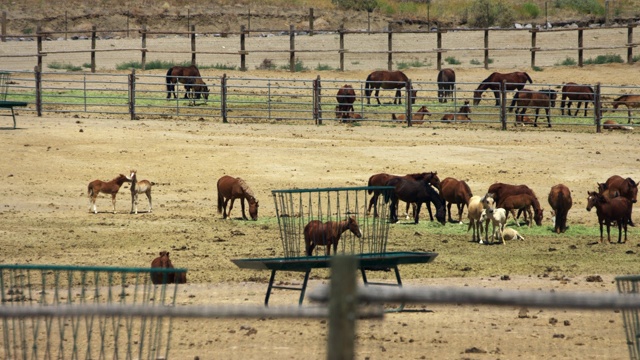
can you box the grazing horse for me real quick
[440,177,473,223]
[129,170,153,214]
[548,184,572,234]
[586,191,632,243]
[367,172,440,218]
[486,182,537,224]
[473,72,533,106]
[87,174,131,214]
[437,68,456,103]
[166,65,210,102]
[385,177,446,225]
[336,84,356,117]
[441,101,472,123]
[391,105,431,124]
[612,94,640,124]
[560,82,594,116]
[599,175,637,226]
[510,88,557,127]
[498,193,543,227]
[304,216,362,256]
[364,70,417,105]
[150,251,186,284]
[216,175,259,220]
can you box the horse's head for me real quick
[201,85,210,101]
[417,106,431,116]
[626,178,638,203]
[347,216,362,238]
[534,207,544,226]
[435,204,446,225]
[409,87,418,105]
[586,191,603,211]
[481,193,496,210]
[153,251,173,268]
[473,88,484,106]
[117,174,132,184]
[248,198,259,220]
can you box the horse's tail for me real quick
[524,72,533,84]
[166,67,174,96]
[87,183,94,198]
[367,175,375,194]
[364,73,373,96]
[216,186,224,214]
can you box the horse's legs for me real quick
[413,202,422,224]
[425,202,434,221]
[394,89,402,105]
[131,192,137,214]
[405,202,412,220]
[240,198,248,220]
[583,101,588,117]
[375,89,381,105]
[599,221,604,243]
[545,108,552,128]
[446,202,453,222]
[493,90,500,106]
[146,191,152,213]
[457,203,465,223]
[111,193,117,214]
[367,192,379,217]
[224,198,234,219]
[628,109,633,124]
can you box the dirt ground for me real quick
[2,24,640,359]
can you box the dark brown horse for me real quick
[498,193,544,227]
[166,65,210,102]
[441,101,472,123]
[440,177,473,223]
[473,72,533,106]
[586,191,632,243]
[486,182,537,224]
[367,172,440,219]
[509,88,557,128]
[560,82,594,117]
[336,84,356,117]
[612,94,640,124]
[437,68,456,103]
[150,251,186,284]
[599,175,637,226]
[364,70,417,105]
[303,216,362,256]
[548,184,572,234]
[88,174,131,214]
[385,176,446,225]
[391,105,431,124]
[216,175,259,220]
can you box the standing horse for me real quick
[560,82,594,116]
[548,184,572,234]
[486,182,537,224]
[150,251,187,284]
[166,65,210,102]
[129,170,153,214]
[437,68,456,103]
[87,174,131,214]
[364,70,417,105]
[216,175,259,220]
[391,106,431,124]
[612,94,640,124]
[498,193,544,227]
[586,191,632,243]
[440,177,473,223]
[304,216,362,256]
[473,72,533,106]
[336,84,356,117]
[509,88,557,128]
[385,177,446,225]
[366,172,440,219]
[598,175,637,226]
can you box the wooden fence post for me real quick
[530,29,537,68]
[595,82,601,133]
[2,11,6,42]
[141,25,147,71]
[289,24,295,72]
[484,29,489,70]
[221,73,228,123]
[309,8,314,36]
[387,22,393,71]
[128,68,136,120]
[36,26,43,72]
[34,66,42,117]
[339,24,345,72]
[240,25,246,71]
[326,256,357,360]
[436,28,442,71]
[91,25,96,73]
[578,28,583,67]
[190,24,196,66]
[405,79,412,127]
[628,24,634,64]
[313,75,321,125]
[500,80,507,130]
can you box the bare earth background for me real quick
[1,13,640,360]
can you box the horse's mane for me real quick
[236,177,255,199]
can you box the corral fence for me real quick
[4,68,639,132]
[0,21,639,72]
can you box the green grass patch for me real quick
[48,61,83,72]
[470,58,493,65]
[556,57,577,66]
[315,63,335,71]
[278,58,308,72]
[445,56,461,65]
[396,60,427,70]
[532,66,543,72]
[584,54,624,65]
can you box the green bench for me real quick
[0,72,28,129]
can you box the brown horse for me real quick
[440,177,473,223]
[515,114,535,126]
[599,175,637,226]
[510,88,557,128]
[364,70,417,105]
[88,174,131,214]
[602,120,634,131]
[391,105,431,124]
[586,191,632,243]
[216,175,259,220]
[560,82,594,116]
[166,65,210,102]
[129,170,153,214]
[486,182,537,224]
[336,84,356,117]
[303,216,362,256]
[497,193,544,227]
[612,94,640,123]
[366,172,440,219]
[385,176,446,225]
[441,101,472,123]
[437,68,456,103]
[151,251,187,284]
[548,184,572,233]
[473,72,533,106]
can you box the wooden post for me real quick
[578,29,583,67]
[405,79,412,127]
[1,11,6,42]
[628,24,634,64]
[141,25,147,71]
[367,10,371,34]
[91,25,96,73]
[247,7,251,32]
[221,73,228,123]
[595,82,601,133]
[313,75,321,125]
[387,22,393,71]
[500,80,507,130]
[436,28,442,71]
[64,11,68,40]
[326,256,357,360]
[289,24,295,72]
[36,26,43,73]
[339,24,345,72]
[190,24,196,66]
[484,29,489,70]
[530,29,537,68]
[604,1,610,26]
[34,66,42,117]
[309,8,314,36]
[128,68,136,120]
[240,25,246,71]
